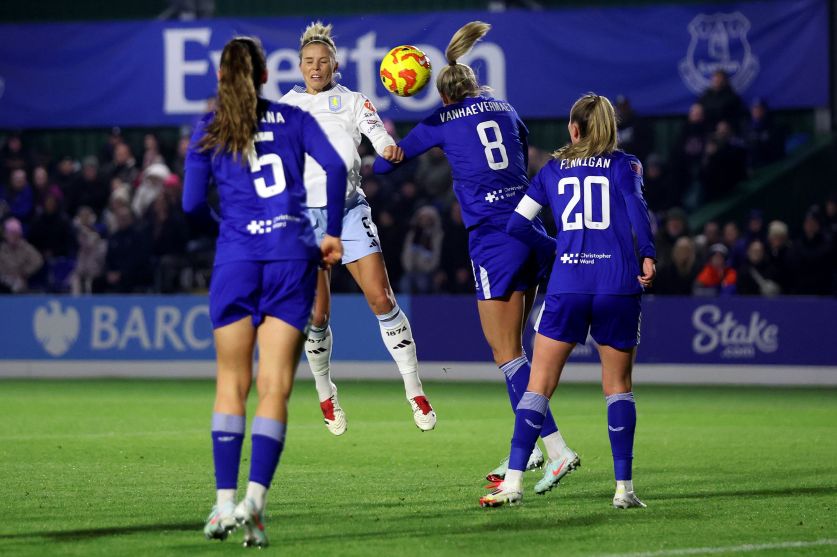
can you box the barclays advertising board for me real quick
[1,295,835,366]
[0,0,828,128]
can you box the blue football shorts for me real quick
[209,259,318,332]
[535,293,642,350]
[307,194,381,265]
[468,223,547,301]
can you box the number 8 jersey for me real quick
[525,152,656,295]
[372,95,529,229]
[184,100,346,265]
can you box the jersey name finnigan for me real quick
[559,157,612,170]
[439,100,514,123]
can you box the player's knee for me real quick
[310,310,329,329]
[369,290,396,316]
[489,345,524,367]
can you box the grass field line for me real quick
[595,538,837,556]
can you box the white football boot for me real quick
[234,497,269,548]
[203,500,237,540]
[613,485,647,509]
[479,482,523,508]
[409,395,436,431]
[534,448,581,494]
[319,390,347,436]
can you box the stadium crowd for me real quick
[0,72,835,297]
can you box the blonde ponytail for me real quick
[199,37,267,161]
[553,93,618,160]
[436,21,491,103]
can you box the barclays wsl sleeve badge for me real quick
[678,12,760,95]
[328,95,342,112]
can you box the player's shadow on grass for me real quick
[0,521,202,542]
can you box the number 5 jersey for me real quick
[183,99,347,265]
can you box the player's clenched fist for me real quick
[320,235,343,267]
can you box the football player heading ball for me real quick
[279,22,436,436]
[374,21,579,491]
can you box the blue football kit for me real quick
[184,99,347,330]
[507,150,656,348]
[374,95,547,300]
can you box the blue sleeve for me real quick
[619,156,656,260]
[372,118,442,174]
[300,111,347,237]
[183,117,211,215]
[525,167,550,207]
[506,212,557,264]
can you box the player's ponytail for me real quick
[554,93,618,161]
[436,21,491,103]
[199,37,267,161]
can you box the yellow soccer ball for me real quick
[379,45,432,97]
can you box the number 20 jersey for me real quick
[526,151,656,296]
[384,95,530,229]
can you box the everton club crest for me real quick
[679,11,760,95]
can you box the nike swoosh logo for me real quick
[608,426,625,432]
[551,461,566,477]
[525,419,542,429]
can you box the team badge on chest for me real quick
[328,95,342,112]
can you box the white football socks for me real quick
[377,305,424,399]
[216,489,235,508]
[245,481,267,512]
[504,469,524,491]
[542,430,570,461]
[616,479,634,493]
[305,324,335,402]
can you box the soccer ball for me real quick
[379,45,432,97]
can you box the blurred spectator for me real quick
[28,191,76,260]
[694,243,736,296]
[99,127,123,165]
[745,98,784,168]
[673,103,708,209]
[103,181,132,235]
[698,70,745,131]
[654,236,700,295]
[642,153,679,214]
[103,205,150,293]
[400,206,443,294]
[765,220,794,293]
[133,163,171,218]
[793,208,832,295]
[825,193,837,238]
[70,206,106,294]
[694,220,721,261]
[54,156,79,192]
[0,218,43,293]
[104,142,139,186]
[31,165,54,209]
[654,207,689,269]
[0,134,30,182]
[615,95,653,163]
[415,148,452,200]
[65,156,110,218]
[743,209,767,245]
[141,133,166,170]
[1,169,35,224]
[436,201,474,294]
[147,195,189,293]
[700,121,748,202]
[171,135,191,177]
[722,221,747,269]
[736,240,781,296]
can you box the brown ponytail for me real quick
[198,37,267,161]
[554,93,618,160]
[436,21,491,103]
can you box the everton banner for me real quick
[0,0,828,128]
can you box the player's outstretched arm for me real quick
[506,195,557,263]
[372,120,441,175]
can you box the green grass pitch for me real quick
[1,378,836,556]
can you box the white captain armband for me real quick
[514,195,543,220]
